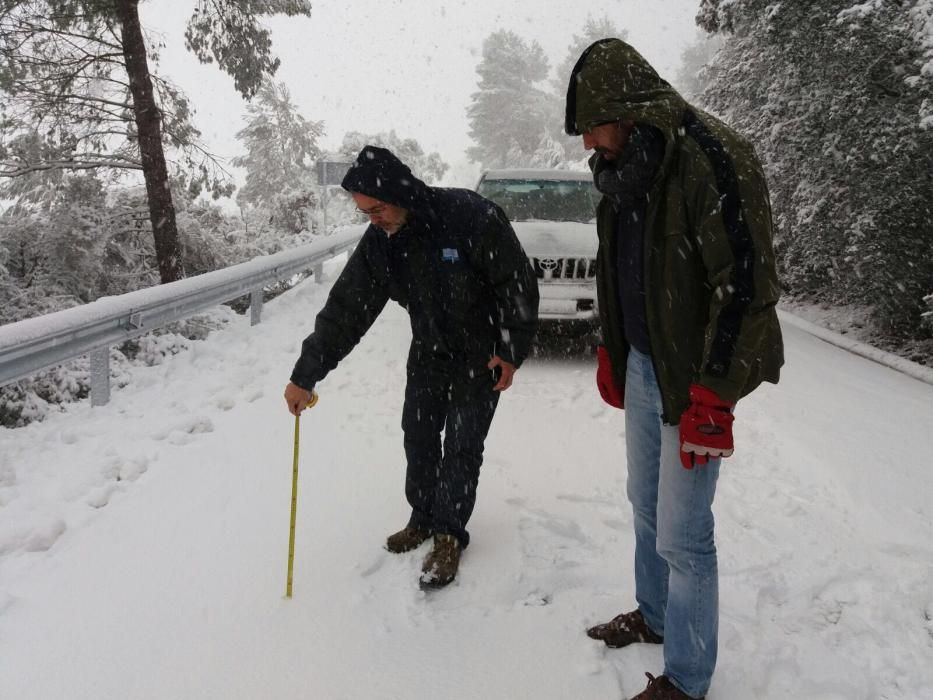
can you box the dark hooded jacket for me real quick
[290,146,539,390]
[566,39,784,421]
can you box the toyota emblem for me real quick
[538,258,558,271]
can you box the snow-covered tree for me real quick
[552,15,627,95]
[697,0,933,344]
[0,174,117,316]
[0,172,271,329]
[232,79,324,235]
[468,17,627,171]
[674,31,724,101]
[0,0,311,283]
[0,171,283,427]
[336,130,449,184]
[466,30,551,169]
[542,15,630,168]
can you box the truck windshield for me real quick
[476,178,598,223]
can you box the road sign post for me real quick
[316,160,353,238]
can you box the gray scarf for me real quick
[592,124,665,208]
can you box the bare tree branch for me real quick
[1,157,144,177]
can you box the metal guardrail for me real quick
[0,225,365,406]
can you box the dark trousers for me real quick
[401,372,500,548]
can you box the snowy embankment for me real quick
[1,264,932,699]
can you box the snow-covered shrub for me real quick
[0,311,234,428]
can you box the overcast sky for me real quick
[141,1,701,184]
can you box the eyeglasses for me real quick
[356,204,388,217]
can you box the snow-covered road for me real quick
[1,270,932,699]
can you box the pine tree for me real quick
[232,78,324,235]
[466,30,551,169]
[469,17,628,171]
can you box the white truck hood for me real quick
[510,220,599,258]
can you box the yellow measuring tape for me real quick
[286,392,319,598]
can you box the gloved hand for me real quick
[679,384,734,469]
[596,345,624,409]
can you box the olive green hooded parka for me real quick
[566,39,784,421]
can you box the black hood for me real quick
[340,145,431,211]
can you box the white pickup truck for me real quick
[475,168,599,335]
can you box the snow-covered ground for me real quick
[1,265,932,700]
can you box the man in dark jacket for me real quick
[565,40,784,699]
[284,146,538,589]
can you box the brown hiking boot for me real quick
[586,609,663,648]
[419,534,461,589]
[385,526,432,553]
[630,673,704,700]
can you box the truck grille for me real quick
[531,257,597,281]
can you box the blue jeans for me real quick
[624,348,720,698]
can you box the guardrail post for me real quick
[250,289,263,326]
[89,347,111,406]
[314,262,324,284]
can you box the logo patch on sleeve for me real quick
[441,248,460,263]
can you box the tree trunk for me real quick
[114,0,183,283]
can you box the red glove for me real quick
[679,384,734,469]
[596,345,624,409]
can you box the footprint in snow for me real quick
[358,553,386,578]
[23,518,66,553]
[244,387,264,403]
[99,455,149,483]
[601,518,628,532]
[529,509,593,546]
[556,492,617,508]
[87,483,120,509]
[214,395,236,411]
[152,417,214,442]
[519,590,552,607]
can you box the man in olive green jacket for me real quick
[565,39,783,700]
